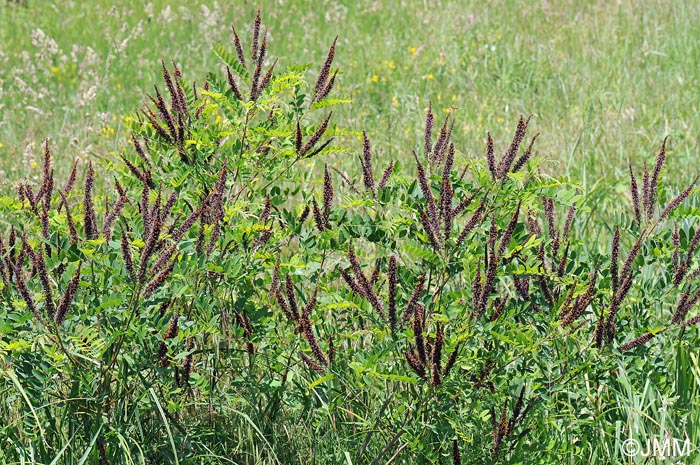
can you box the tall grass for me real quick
[2,0,700,194]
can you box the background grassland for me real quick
[2,0,700,195]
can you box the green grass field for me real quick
[2,0,700,187]
[2,1,700,464]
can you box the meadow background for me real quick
[2,0,700,464]
[2,0,700,191]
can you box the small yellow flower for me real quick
[116,83,122,90]
[391,95,399,108]
[122,115,133,124]
[101,124,116,138]
[496,117,505,124]
[409,47,417,56]
[31,160,38,169]
[0,143,3,148]
[427,73,434,80]
[370,74,379,83]
[384,60,396,70]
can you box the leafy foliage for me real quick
[1,11,699,465]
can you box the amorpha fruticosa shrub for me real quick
[1,10,698,464]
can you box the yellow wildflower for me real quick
[385,60,396,70]
[496,117,505,124]
[101,125,116,138]
[371,74,379,83]
[409,47,417,56]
